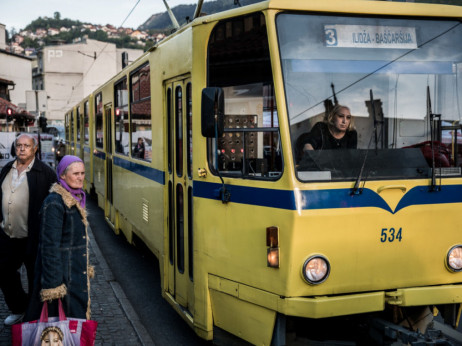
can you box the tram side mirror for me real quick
[201,87,224,138]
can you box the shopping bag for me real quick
[11,300,97,346]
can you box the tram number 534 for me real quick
[380,228,402,243]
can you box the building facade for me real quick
[33,38,144,127]
[0,23,33,109]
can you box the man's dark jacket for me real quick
[0,159,57,257]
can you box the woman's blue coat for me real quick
[26,183,93,321]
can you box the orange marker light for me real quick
[266,226,279,268]
[266,226,278,247]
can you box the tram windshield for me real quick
[277,14,462,181]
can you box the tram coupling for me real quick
[369,317,462,345]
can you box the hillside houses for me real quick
[130,30,148,40]
[47,28,60,36]
[11,23,165,56]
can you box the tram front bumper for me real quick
[278,291,385,318]
[209,275,462,319]
[279,285,462,318]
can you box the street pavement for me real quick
[0,225,155,345]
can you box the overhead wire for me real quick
[120,0,141,28]
[64,0,142,107]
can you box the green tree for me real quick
[88,30,108,41]
[22,36,40,49]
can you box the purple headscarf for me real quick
[56,155,86,208]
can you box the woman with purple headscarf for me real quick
[25,155,94,321]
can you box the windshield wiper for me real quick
[427,86,441,192]
[351,89,383,195]
[370,89,379,153]
[351,132,377,195]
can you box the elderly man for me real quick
[0,134,56,325]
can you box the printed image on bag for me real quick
[12,300,97,346]
[40,326,65,345]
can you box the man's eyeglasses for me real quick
[16,144,33,150]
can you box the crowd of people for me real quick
[0,133,93,328]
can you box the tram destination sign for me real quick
[324,24,417,49]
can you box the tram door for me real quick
[166,77,194,315]
[105,104,113,206]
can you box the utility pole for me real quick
[5,107,12,132]
[27,89,47,160]
[35,90,42,160]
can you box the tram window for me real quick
[175,86,183,177]
[186,83,192,179]
[84,101,89,145]
[167,88,173,173]
[441,121,462,168]
[207,83,282,179]
[70,111,74,145]
[65,113,69,142]
[207,13,282,180]
[130,64,152,162]
[95,93,103,149]
[168,181,174,265]
[176,184,185,274]
[115,78,129,156]
[188,186,193,281]
[276,14,462,181]
[76,107,81,142]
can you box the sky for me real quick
[0,0,195,32]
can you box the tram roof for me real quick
[188,0,462,25]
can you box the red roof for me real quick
[0,97,35,119]
[0,78,15,86]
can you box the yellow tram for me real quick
[65,0,462,344]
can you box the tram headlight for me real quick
[302,255,330,284]
[267,247,279,268]
[447,245,462,272]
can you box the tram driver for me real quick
[295,104,357,162]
